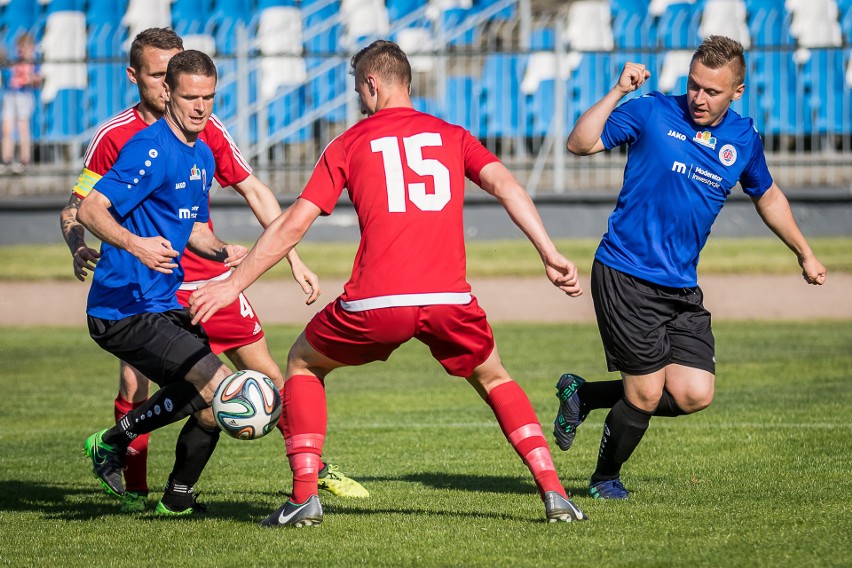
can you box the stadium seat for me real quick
[85,0,128,129]
[699,0,750,47]
[442,75,476,131]
[478,54,522,139]
[210,0,254,55]
[787,0,843,48]
[172,0,214,36]
[339,0,390,51]
[611,0,658,49]
[43,88,86,139]
[387,0,423,22]
[656,1,702,49]
[798,48,848,134]
[564,0,614,51]
[41,9,87,105]
[751,50,803,135]
[121,0,171,52]
[658,50,692,93]
[266,85,311,143]
[1,0,41,55]
[743,0,793,47]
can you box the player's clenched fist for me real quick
[616,62,651,94]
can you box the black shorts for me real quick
[591,260,715,375]
[87,308,212,386]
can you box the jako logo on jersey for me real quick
[672,161,688,174]
[719,144,737,166]
[667,129,686,141]
[190,165,202,180]
[693,131,717,149]
[175,181,186,189]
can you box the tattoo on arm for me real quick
[60,195,87,254]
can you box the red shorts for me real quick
[176,288,264,355]
[305,296,495,378]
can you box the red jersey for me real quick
[301,107,499,310]
[73,107,252,281]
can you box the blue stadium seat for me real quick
[258,0,296,8]
[570,52,612,124]
[838,0,852,44]
[743,0,793,46]
[85,0,128,129]
[386,0,422,22]
[611,0,657,49]
[47,0,85,12]
[478,54,522,139]
[1,0,41,54]
[751,50,803,135]
[306,57,347,122]
[442,75,476,130]
[799,48,848,135]
[43,88,85,139]
[267,85,311,143]
[656,2,702,49]
[210,0,254,55]
[172,0,214,36]
[529,26,555,50]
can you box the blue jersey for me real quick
[87,119,214,320]
[596,92,773,287]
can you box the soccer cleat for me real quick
[260,495,323,528]
[553,373,588,451]
[317,463,369,498]
[589,477,630,500]
[83,429,125,497]
[120,491,148,513]
[543,491,588,522]
[154,493,208,517]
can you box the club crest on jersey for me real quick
[719,144,737,166]
[190,164,202,181]
[693,131,717,149]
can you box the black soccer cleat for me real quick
[83,429,125,497]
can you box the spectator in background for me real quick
[1,33,42,174]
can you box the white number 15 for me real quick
[371,132,451,212]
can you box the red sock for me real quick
[283,375,327,503]
[486,381,566,499]
[114,396,149,493]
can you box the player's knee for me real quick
[678,386,714,414]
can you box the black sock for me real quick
[579,380,624,414]
[654,389,687,417]
[103,381,208,446]
[167,415,221,490]
[592,398,653,482]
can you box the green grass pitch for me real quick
[0,322,849,566]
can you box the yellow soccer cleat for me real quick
[317,463,369,498]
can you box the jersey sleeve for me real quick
[601,92,657,150]
[300,136,347,215]
[461,128,500,186]
[203,114,252,187]
[93,138,167,218]
[72,136,121,198]
[738,130,773,198]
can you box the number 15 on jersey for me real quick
[371,133,451,213]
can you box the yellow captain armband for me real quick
[71,167,102,199]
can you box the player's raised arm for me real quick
[566,62,651,156]
[231,174,320,304]
[78,189,178,273]
[478,161,582,297]
[751,183,826,285]
[189,198,322,324]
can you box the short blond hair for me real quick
[692,35,746,86]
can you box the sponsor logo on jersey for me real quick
[671,161,687,174]
[190,164,202,180]
[719,144,737,166]
[691,166,723,189]
[693,130,717,149]
[175,181,186,190]
[178,205,200,220]
[667,129,686,141]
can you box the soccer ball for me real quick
[212,370,281,440]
